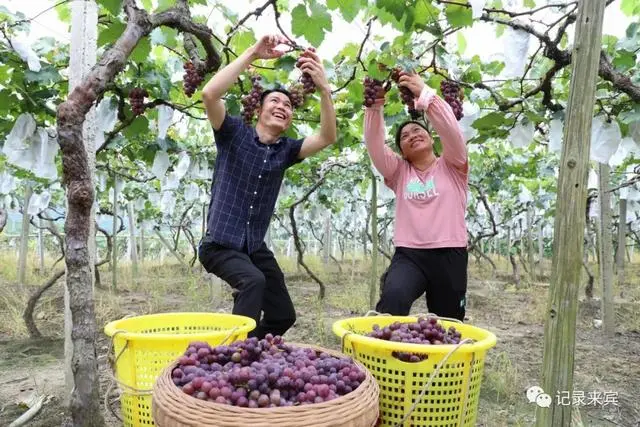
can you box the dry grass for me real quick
[1,250,639,427]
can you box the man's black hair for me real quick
[394,120,431,154]
[259,88,293,106]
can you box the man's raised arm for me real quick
[201,35,290,130]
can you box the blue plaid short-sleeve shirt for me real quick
[203,113,303,254]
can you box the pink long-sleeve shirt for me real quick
[364,86,468,249]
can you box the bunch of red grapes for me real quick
[440,80,464,120]
[183,61,204,98]
[296,47,317,95]
[240,76,265,124]
[171,334,366,407]
[366,316,463,363]
[363,77,383,108]
[391,67,420,119]
[288,84,305,109]
[129,87,148,116]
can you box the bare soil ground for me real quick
[1,255,639,427]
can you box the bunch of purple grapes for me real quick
[183,61,204,98]
[440,80,464,120]
[171,334,366,407]
[296,47,317,95]
[366,316,463,363]
[363,77,383,108]
[288,84,305,109]
[241,76,264,124]
[129,87,148,116]
[391,67,420,119]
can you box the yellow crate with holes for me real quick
[332,315,497,427]
[104,312,256,427]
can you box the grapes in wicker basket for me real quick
[172,334,366,407]
[365,316,463,362]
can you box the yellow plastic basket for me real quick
[104,312,256,427]
[332,315,497,427]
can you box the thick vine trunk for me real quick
[509,253,521,288]
[0,207,7,234]
[597,163,614,336]
[536,0,606,425]
[25,226,112,339]
[18,183,33,287]
[322,215,331,265]
[474,246,497,275]
[583,259,594,299]
[38,217,46,274]
[154,227,189,267]
[56,0,220,423]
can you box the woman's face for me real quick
[399,123,433,160]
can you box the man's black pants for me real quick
[376,246,468,321]
[198,240,296,339]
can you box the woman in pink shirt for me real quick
[364,72,469,321]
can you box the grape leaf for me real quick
[621,0,640,16]
[143,69,172,98]
[472,112,509,130]
[445,4,473,28]
[274,56,297,73]
[619,104,640,124]
[457,33,467,54]
[98,20,126,46]
[327,0,361,22]
[376,0,405,23]
[157,0,174,12]
[414,1,439,28]
[291,3,332,46]
[0,90,20,112]
[25,66,61,84]
[232,31,257,55]
[98,0,123,16]
[56,2,72,22]
[613,51,636,70]
[124,116,149,139]
[131,37,151,63]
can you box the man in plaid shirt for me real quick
[198,35,337,339]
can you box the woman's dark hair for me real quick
[394,120,431,153]
[260,88,293,106]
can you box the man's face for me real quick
[399,123,433,160]
[257,92,293,132]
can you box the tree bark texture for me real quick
[56,1,220,424]
[536,0,606,425]
[0,207,7,234]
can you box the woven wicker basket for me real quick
[152,344,380,427]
